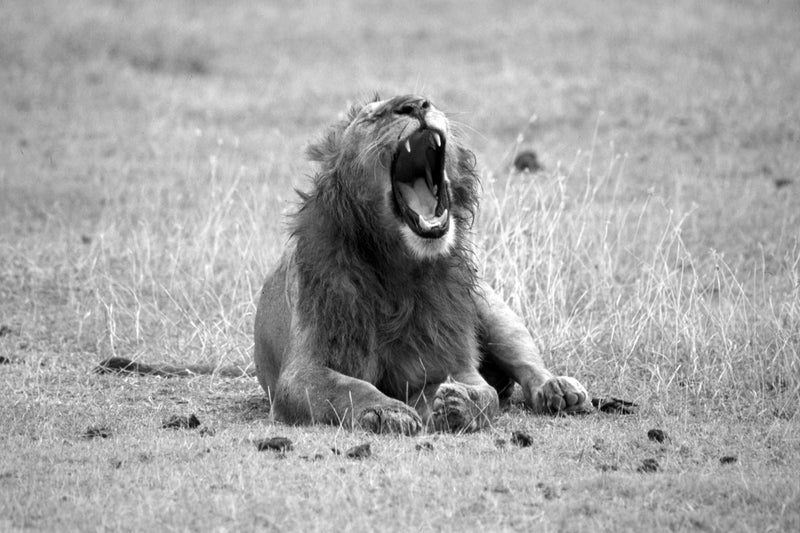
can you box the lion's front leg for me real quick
[475,281,593,414]
[272,355,421,436]
[412,372,499,432]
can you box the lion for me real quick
[253,94,592,434]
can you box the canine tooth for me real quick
[405,140,411,153]
[433,132,441,147]
[418,209,449,232]
[418,214,432,231]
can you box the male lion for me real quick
[254,94,591,435]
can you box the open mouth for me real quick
[391,129,450,239]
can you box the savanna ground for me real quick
[1,0,799,531]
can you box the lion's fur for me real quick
[253,94,592,433]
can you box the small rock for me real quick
[81,235,92,244]
[720,455,738,465]
[345,443,371,459]
[0,356,10,365]
[415,441,434,452]
[774,178,793,189]
[161,414,201,430]
[647,429,668,443]
[494,438,507,448]
[199,427,215,437]
[80,426,112,439]
[255,437,293,452]
[513,150,543,172]
[637,458,660,473]
[0,324,13,337]
[511,431,533,447]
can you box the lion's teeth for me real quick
[418,215,432,231]
[405,140,411,153]
[418,209,449,232]
[433,132,441,147]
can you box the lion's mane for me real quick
[288,103,482,398]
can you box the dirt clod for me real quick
[0,325,14,337]
[161,414,201,430]
[513,150,543,172]
[511,431,533,447]
[591,397,637,414]
[255,437,293,452]
[300,453,325,461]
[345,443,371,459]
[637,458,660,473]
[95,357,152,375]
[720,455,738,465]
[415,441,434,452]
[0,356,11,365]
[80,425,112,439]
[596,463,619,472]
[494,438,507,448]
[647,429,668,443]
[199,427,215,437]
[536,482,559,500]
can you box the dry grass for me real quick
[1,0,799,531]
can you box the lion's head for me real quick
[303,94,479,260]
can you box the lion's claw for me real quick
[529,376,592,415]
[358,404,421,435]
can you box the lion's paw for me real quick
[357,403,422,436]
[529,376,593,415]
[431,382,484,432]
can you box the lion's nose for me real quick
[393,99,430,118]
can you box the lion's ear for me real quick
[307,101,366,169]
[306,129,341,168]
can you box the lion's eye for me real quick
[394,105,415,115]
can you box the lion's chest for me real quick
[297,247,480,397]
[369,286,480,398]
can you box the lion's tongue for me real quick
[397,178,437,218]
